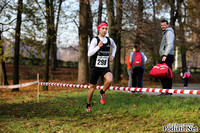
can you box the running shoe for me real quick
[86,106,91,112]
[100,93,106,105]
[158,93,172,96]
[131,91,135,93]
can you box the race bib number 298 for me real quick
[95,56,109,67]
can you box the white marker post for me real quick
[37,73,40,103]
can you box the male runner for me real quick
[86,21,117,112]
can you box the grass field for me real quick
[0,84,200,133]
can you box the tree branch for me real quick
[0,18,17,26]
[0,0,11,12]
[34,0,46,17]
[73,19,79,28]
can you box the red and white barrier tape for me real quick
[0,81,38,89]
[1,81,199,95]
[39,82,200,95]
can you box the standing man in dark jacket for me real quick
[159,19,175,95]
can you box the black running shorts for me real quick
[90,68,111,85]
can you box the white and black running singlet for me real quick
[90,36,111,70]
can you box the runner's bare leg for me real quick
[103,72,113,91]
[87,84,96,104]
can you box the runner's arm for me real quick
[110,38,117,57]
[88,38,100,57]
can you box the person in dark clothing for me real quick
[180,68,191,88]
[86,21,117,112]
[130,44,147,88]
[159,19,175,96]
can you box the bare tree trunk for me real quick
[114,0,123,82]
[177,0,186,72]
[12,0,23,91]
[43,0,51,91]
[0,30,8,85]
[51,0,63,71]
[106,0,116,39]
[50,0,56,71]
[88,1,93,42]
[2,61,8,85]
[0,62,8,85]
[51,36,57,71]
[97,0,103,33]
[135,0,143,44]
[152,0,160,65]
[168,0,180,31]
[53,0,63,70]
[152,0,156,65]
[78,0,89,84]
[106,0,117,82]
[0,31,3,85]
[169,0,176,29]
[169,0,186,71]
[0,3,9,86]
[0,61,4,85]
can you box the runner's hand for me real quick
[98,41,103,48]
[109,56,114,62]
[162,56,167,62]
